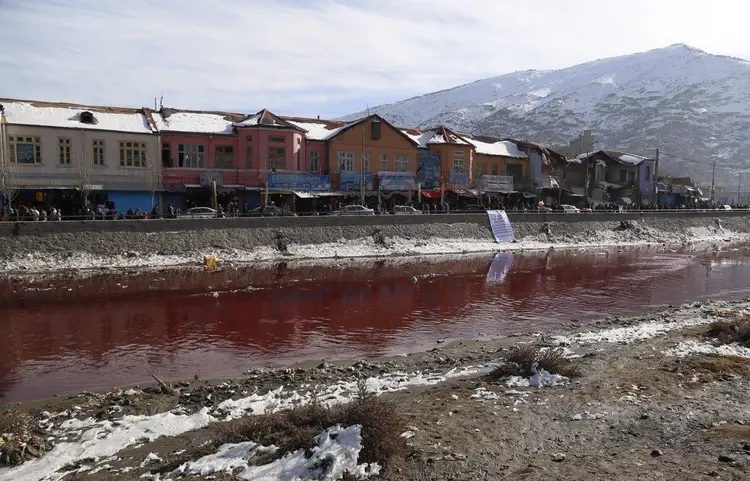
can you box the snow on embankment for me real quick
[0,213,747,271]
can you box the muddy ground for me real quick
[6,300,750,480]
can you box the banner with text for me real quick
[268,173,331,191]
[417,152,441,189]
[378,171,417,191]
[339,172,375,191]
[481,175,513,193]
[486,210,515,243]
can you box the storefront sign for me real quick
[449,170,469,188]
[268,173,331,191]
[339,172,374,191]
[378,172,417,191]
[200,171,224,187]
[417,152,441,189]
[482,175,513,193]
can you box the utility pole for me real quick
[360,124,365,206]
[654,148,660,203]
[711,158,717,202]
[738,171,742,205]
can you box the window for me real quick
[394,154,409,172]
[215,145,234,169]
[338,151,354,171]
[93,140,105,165]
[309,150,320,172]
[491,162,499,175]
[619,169,626,183]
[120,142,148,167]
[362,152,370,172]
[453,157,465,171]
[628,171,635,184]
[246,137,253,169]
[8,136,41,164]
[162,142,172,168]
[268,147,285,170]
[645,166,651,181]
[268,136,285,143]
[177,143,204,168]
[58,138,71,164]
[506,163,523,184]
[453,150,464,156]
[371,120,381,140]
[380,153,388,171]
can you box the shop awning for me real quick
[421,190,441,199]
[451,189,476,198]
[315,191,345,197]
[293,191,316,198]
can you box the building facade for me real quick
[0,99,160,215]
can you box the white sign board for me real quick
[487,210,515,243]
[482,175,513,193]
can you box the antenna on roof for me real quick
[366,103,371,116]
[154,97,157,111]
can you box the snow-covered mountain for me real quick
[344,44,750,184]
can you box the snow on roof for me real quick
[154,111,236,135]
[232,109,303,130]
[284,119,346,141]
[0,100,154,134]
[470,138,527,158]
[618,153,648,166]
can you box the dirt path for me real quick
[4,301,750,480]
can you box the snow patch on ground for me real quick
[554,317,713,346]
[505,369,568,388]
[217,367,488,419]
[176,425,379,480]
[0,408,214,481]
[667,340,750,358]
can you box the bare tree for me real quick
[73,154,93,214]
[0,134,19,216]
[144,154,162,214]
[0,158,19,216]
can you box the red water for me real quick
[2,246,750,403]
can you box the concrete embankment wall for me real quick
[0,211,749,257]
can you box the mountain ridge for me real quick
[344,44,750,185]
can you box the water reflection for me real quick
[2,247,750,402]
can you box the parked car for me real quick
[393,205,422,215]
[248,205,297,217]
[177,207,218,219]
[338,205,375,216]
[561,204,581,214]
[462,204,485,212]
[719,205,732,210]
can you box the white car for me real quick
[338,205,375,216]
[560,204,580,214]
[393,205,422,215]
[719,205,732,210]
[178,207,218,219]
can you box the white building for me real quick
[0,99,161,214]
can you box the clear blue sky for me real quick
[2,0,748,118]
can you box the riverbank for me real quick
[3,299,750,480]
[1,212,748,272]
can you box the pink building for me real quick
[155,108,342,210]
